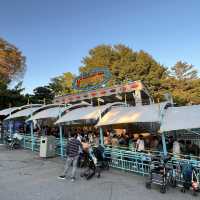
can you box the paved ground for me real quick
[0,145,198,200]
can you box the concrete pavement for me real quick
[0,145,197,200]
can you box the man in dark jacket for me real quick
[58,132,82,181]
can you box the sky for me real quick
[0,0,200,93]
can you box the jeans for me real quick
[63,155,79,178]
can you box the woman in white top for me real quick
[136,135,145,152]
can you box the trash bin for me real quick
[39,136,56,158]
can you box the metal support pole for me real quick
[13,120,16,134]
[59,125,64,158]
[161,132,167,157]
[31,122,34,151]
[134,89,142,106]
[99,127,104,146]
[9,120,12,137]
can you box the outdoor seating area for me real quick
[1,99,200,184]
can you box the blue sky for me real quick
[0,0,200,93]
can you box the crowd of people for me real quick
[103,130,163,152]
[168,136,200,157]
[16,123,200,157]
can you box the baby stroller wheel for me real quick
[160,186,166,194]
[104,162,109,170]
[170,178,176,188]
[145,182,151,189]
[181,188,186,193]
[192,190,198,196]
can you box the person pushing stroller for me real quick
[58,132,82,182]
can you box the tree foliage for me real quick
[0,38,26,83]
[79,44,167,100]
[48,72,75,95]
[29,86,54,104]
[171,61,198,80]
[0,81,28,110]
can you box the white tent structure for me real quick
[97,102,168,127]
[26,105,66,121]
[5,105,42,120]
[55,102,126,125]
[160,105,200,132]
[0,107,19,116]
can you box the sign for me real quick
[54,81,144,104]
[72,67,111,91]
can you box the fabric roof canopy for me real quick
[5,106,42,120]
[27,106,66,121]
[55,102,125,125]
[160,105,200,132]
[97,103,167,127]
[0,107,19,116]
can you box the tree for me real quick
[158,61,200,105]
[30,86,54,104]
[171,61,198,80]
[79,44,167,100]
[0,38,26,83]
[0,81,28,109]
[48,72,75,95]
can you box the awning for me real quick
[0,107,19,116]
[5,105,42,120]
[27,106,66,121]
[97,103,167,127]
[55,102,125,125]
[160,105,200,132]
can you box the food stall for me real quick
[55,102,125,158]
[96,102,169,175]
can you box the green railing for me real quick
[21,134,67,156]
[104,146,151,175]
[20,135,200,182]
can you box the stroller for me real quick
[180,161,199,196]
[5,133,23,150]
[146,155,172,193]
[81,145,109,180]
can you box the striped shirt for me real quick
[67,138,82,157]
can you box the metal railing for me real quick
[20,135,200,182]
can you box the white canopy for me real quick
[160,105,200,132]
[97,103,167,127]
[55,102,125,125]
[0,107,19,116]
[27,106,66,121]
[5,106,42,120]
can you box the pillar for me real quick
[99,127,104,146]
[134,89,142,106]
[59,125,64,158]
[161,132,167,157]
[31,122,34,151]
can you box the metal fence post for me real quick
[161,132,167,157]
[31,122,34,151]
[59,125,64,158]
[99,127,104,146]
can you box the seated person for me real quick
[81,138,90,153]
[136,135,145,152]
[111,135,119,147]
[173,139,180,155]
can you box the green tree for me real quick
[0,38,26,83]
[30,86,54,104]
[171,61,198,80]
[48,72,75,95]
[0,81,28,109]
[159,61,200,105]
[79,44,167,100]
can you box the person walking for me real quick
[58,132,82,181]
